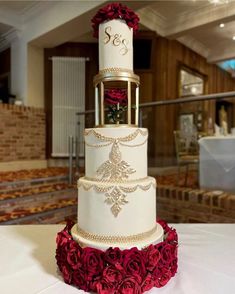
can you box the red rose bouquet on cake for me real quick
[104,89,128,124]
[92,2,139,37]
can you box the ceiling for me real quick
[2,0,235,67]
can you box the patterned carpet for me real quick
[0,167,69,182]
[0,167,78,224]
[0,167,197,224]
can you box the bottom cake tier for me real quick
[56,220,178,294]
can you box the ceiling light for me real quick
[208,0,229,4]
[219,23,225,28]
[232,36,235,40]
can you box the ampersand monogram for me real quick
[103,26,129,55]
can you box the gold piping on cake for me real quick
[85,141,113,148]
[104,187,128,217]
[99,68,134,74]
[77,181,156,192]
[83,176,149,183]
[84,128,148,143]
[73,224,158,244]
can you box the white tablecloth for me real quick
[199,136,235,192]
[0,224,235,294]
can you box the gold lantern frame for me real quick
[93,70,140,127]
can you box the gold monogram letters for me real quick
[104,26,129,55]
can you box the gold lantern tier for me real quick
[93,70,140,127]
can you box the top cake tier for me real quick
[99,19,133,72]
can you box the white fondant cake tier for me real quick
[84,127,148,181]
[71,223,164,250]
[77,176,157,239]
[99,19,133,72]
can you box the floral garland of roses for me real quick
[91,2,140,38]
[56,220,178,293]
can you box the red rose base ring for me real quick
[55,220,178,293]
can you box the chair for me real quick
[173,130,199,186]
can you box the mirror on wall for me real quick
[179,66,204,97]
[178,65,206,132]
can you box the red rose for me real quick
[64,220,75,232]
[117,276,141,294]
[123,247,146,281]
[141,273,155,292]
[169,258,178,276]
[66,241,82,270]
[144,244,161,271]
[72,269,88,291]
[91,3,139,38]
[96,278,115,294]
[56,230,71,247]
[104,247,123,266]
[153,267,172,288]
[157,219,170,232]
[161,243,176,265]
[104,89,127,106]
[165,229,178,243]
[82,247,104,280]
[61,264,72,284]
[103,265,123,284]
[56,247,67,271]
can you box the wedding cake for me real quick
[56,3,178,293]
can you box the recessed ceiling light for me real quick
[219,23,225,28]
[233,36,235,40]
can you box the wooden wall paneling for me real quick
[153,37,168,166]
[152,37,235,166]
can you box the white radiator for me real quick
[52,56,86,157]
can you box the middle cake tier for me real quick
[84,127,148,181]
[77,176,157,238]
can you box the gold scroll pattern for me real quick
[97,141,135,216]
[83,129,149,217]
[84,128,148,144]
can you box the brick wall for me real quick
[0,104,46,162]
[157,185,235,223]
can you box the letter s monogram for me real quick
[104,26,111,44]
[120,39,129,55]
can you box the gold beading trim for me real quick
[84,128,148,143]
[119,138,148,147]
[77,180,156,192]
[93,70,140,85]
[74,224,158,244]
[83,176,149,183]
[85,141,113,148]
[99,68,134,74]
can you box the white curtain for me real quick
[52,56,85,157]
